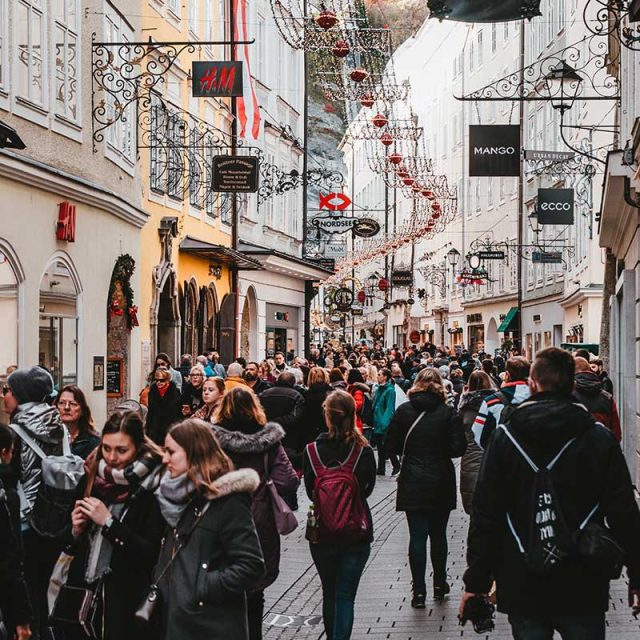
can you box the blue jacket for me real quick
[372,382,396,435]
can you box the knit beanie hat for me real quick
[8,366,54,404]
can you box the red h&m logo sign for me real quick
[192,61,244,98]
[56,202,76,242]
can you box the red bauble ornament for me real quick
[378,278,389,292]
[357,290,366,304]
[315,9,338,30]
[380,133,394,147]
[388,152,403,164]
[372,113,387,128]
[431,202,441,212]
[350,68,369,82]
[397,170,409,179]
[332,39,350,57]
[422,189,435,200]
[431,211,441,220]
[402,177,415,186]
[359,93,375,108]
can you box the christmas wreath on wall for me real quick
[108,254,139,330]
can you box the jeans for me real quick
[371,433,399,475]
[406,510,450,594]
[508,613,606,640]
[246,590,264,640]
[310,543,371,640]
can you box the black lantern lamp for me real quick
[529,208,542,234]
[0,120,26,150]
[544,61,583,115]
[447,247,460,267]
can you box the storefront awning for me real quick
[179,236,262,270]
[498,307,519,333]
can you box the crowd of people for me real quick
[0,340,636,640]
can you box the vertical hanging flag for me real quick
[234,0,261,140]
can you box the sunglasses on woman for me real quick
[1,385,11,395]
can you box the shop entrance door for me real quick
[266,327,287,358]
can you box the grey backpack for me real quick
[11,423,85,537]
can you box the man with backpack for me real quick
[4,367,66,640]
[471,356,531,449]
[461,347,640,639]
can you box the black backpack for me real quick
[499,424,576,576]
[360,393,374,428]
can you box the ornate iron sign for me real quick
[334,288,354,312]
[391,270,414,288]
[353,217,381,238]
[478,250,505,260]
[427,0,541,22]
[312,215,357,234]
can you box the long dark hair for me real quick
[57,385,96,436]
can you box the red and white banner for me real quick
[233,0,261,140]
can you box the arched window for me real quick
[0,241,24,375]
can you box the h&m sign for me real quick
[56,202,76,242]
[469,125,521,177]
[537,188,574,225]
[192,61,243,98]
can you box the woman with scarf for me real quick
[210,387,299,640]
[193,376,225,423]
[146,366,182,446]
[154,419,264,640]
[56,411,164,640]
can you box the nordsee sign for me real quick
[469,125,521,177]
[537,188,574,225]
[312,216,357,234]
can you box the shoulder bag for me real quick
[396,411,426,480]
[135,501,210,627]
[263,452,298,536]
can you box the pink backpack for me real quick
[307,442,370,543]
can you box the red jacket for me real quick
[348,383,369,432]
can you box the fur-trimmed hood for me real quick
[209,468,260,499]
[210,421,285,454]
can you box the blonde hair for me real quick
[409,367,446,401]
[308,367,329,386]
[213,385,267,426]
[168,419,234,495]
[323,390,367,447]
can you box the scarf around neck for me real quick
[155,471,196,528]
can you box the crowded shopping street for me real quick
[2,0,640,639]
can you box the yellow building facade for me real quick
[137,0,255,376]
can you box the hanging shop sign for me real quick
[409,330,421,344]
[391,269,414,287]
[532,251,563,264]
[353,217,381,238]
[312,215,357,234]
[469,125,521,177]
[478,250,505,260]
[537,188,574,225]
[319,192,352,211]
[56,201,76,242]
[212,156,259,192]
[334,287,354,312]
[427,0,541,22]
[323,244,347,258]
[192,61,244,98]
[312,257,335,271]
[351,307,364,316]
[524,149,575,162]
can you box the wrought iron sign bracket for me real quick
[91,34,254,151]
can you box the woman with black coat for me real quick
[57,411,165,640]
[457,371,495,514]
[146,367,182,446]
[386,368,466,608]
[300,368,332,443]
[211,386,299,640]
[154,419,264,640]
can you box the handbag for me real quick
[47,550,75,614]
[396,411,426,480]
[575,505,625,579]
[135,502,210,627]
[263,453,298,536]
[50,582,102,639]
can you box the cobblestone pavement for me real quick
[263,464,640,639]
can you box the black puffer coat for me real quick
[458,389,495,514]
[386,390,466,512]
[146,383,182,446]
[464,392,640,615]
[299,383,332,443]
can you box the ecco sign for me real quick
[469,125,521,177]
[537,188,574,225]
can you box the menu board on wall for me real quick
[106,357,124,398]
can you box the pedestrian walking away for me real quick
[386,367,466,607]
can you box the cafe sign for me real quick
[212,156,259,193]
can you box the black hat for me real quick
[8,366,54,404]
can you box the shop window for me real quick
[38,259,78,390]
[16,0,46,107]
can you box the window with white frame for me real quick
[256,13,267,84]
[0,0,7,91]
[188,0,198,36]
[54,0,79,122]
[104,8,134,166]
[168,0,180,17]
[487,178,493,208]
[149,93,165,193]
[217,0,227,60]
[16,0,46,107]
[189,124,202,209]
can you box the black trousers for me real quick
[246,590,265,640]
[371,433,399,474]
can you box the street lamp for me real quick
[447,247,460,267]
[543,60,583,115]
[529,209,542,235]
